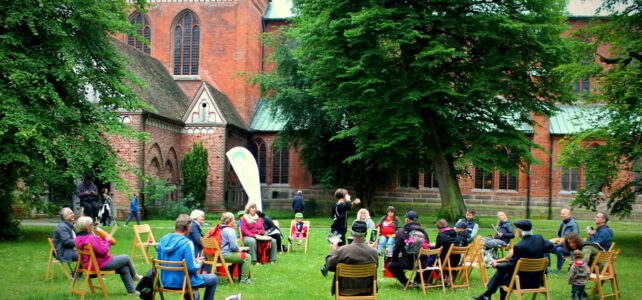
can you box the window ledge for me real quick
[422,187,440,191]
[472,188,494,193]
[173,75,201,81]
[559,191,578,195]
[496,190,519,194]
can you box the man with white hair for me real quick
[292,190,305,214]
[53,207,78,263]
[588,212,614,250]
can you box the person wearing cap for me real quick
[547,208,580,274]
[456,209,479,243]
[376,206,401,256]
[330,188,361,247]
[455,220,472,244]
[387,211,430,287]
[435,219,468,271]
[473,220,554,300]
[587,212,614,251]
[292,190,305,214]
[325,221,379,296]
[290,212,308,245]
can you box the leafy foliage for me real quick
[0,0,149,240]
[260,0,573,220]
[180,142,209,208]
[558,1,642,218]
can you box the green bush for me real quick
[181,142,208,208]
[146,194,198,220]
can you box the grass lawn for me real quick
[2,215,640,299]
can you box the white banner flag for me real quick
[226,147,262,211]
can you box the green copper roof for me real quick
[549,104,603,135]
[249,99,286,132]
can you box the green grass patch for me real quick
[4,216,639,299]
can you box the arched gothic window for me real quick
[173,11,200,75]
[249,138,267,183]
[272,146,289,184]
[128,12,150,54]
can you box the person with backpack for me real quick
[387,211,430,287]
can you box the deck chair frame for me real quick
[201,237,234,284]
[405,247,446,294]
[288,220,310,253]
[335,263,377,300]
[131,224,158,264]
[47,237,73,280]
[152,258,195,300]
[499,257,550,300]
[70,244,116,300]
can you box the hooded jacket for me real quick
[157,233,203,288]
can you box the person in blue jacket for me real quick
[588,212,614,251]
[158,214,218,300]
[124,193,140,227]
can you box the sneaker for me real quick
[320,266,328,277]
[133,274,143,282]
[128,291,140,296]
[472,295,489,300]
[225,293,242,300]
[240,279,252,284]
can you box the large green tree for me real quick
[262,0,572,220]
[0,0,147,240]
[559,1,641,218]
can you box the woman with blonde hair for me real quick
[240,203,277,265]
[75,216,141,296]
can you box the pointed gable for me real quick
[182,82,248,131]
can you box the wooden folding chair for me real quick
[335,263,377,300]
[442,244,472,291]
[70,244,116,300]
[46,238,73,280]
[152,258,195,300]
[288,220,310,253]
[608,242,616,252]
[131,224,158,263]
[200,237,234,284]
[499,257,549,300]
[589,251,619,300]
[405,247,446,294]
[464,236,489,288]
[498,229,519,258]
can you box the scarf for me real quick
[243,213,259,225]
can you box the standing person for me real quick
[456,209,480,243]
[220,212,252,284]
[473,220,554,300]
[76,174,99,223]
[188,209,206,258]
[587,212,614,250]
[547,208,579,273]
[124,193,140,227]
[376,206,401,256]
[325,221,379,296]
[387,211,430,287]
[53,207,79,264]
[75,216,142,296]
[292,190,305,214]
[157,214,218,300]
[567,250,590,300]
[330,188,361,247]
[99,188,113,226]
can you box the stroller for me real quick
[97,200,115,226]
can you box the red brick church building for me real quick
[105,0,641,220]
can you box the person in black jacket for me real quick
[257,210,284,253]
[292,191,305,214]
[435,219,467,269]
[473,220,554,300]
[387,211,430,287]
[329,188,360,247]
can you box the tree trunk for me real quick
[423,111,466,222]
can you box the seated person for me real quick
[547,208,579,274]
[257,210,284,253]
[188,209,206,258]
[74,216,142,296]
[455,220,471,244]
[220,212,252,284]
[325,221,379,296]
[387,211,431,287]
[53,207,79,264]
[290,213,309,245]
[456,209,479,243]
[483,211,514,257]
[376,206,401,256]
[563,232,602,269]
[352,208,376,246]
[587,212,614,251]
[158,214,218,300]
[240,203,277,265]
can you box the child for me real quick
[289,213,308,245]
[567,250,590,300]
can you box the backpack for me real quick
[404,230,426,255]
[135,269,154,300]
[204,224,222,257]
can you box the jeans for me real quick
[193,274,218,300]
[377,236,395,255]
[125,211,140,225]
[571,284,585,300]
[102,254,137,293]
[546,245,567,271]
